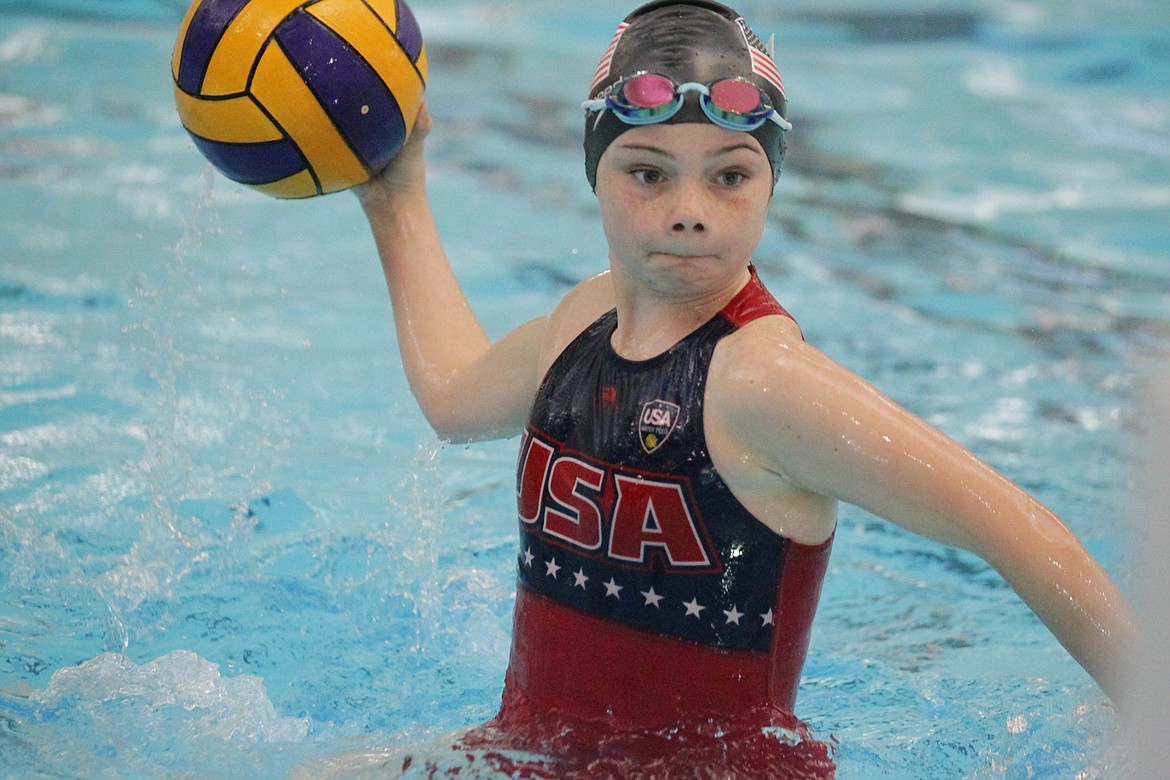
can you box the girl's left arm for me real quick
[721,329,1136,706]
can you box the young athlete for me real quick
[355,1,1134,776]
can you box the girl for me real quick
[355,2,1133,776]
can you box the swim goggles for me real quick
[583,72,792,133]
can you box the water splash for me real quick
[11,649,310,777]
[386,438,447,651]
[95,169,224,644]
[30,650,309,742]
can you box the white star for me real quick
[573,569,589,589]
[723,605,744,625]
[522,547,534,568]
[683,597,705,618]
[761,608,774,627]
[545,558,561,578]
[641,587,664,608]
[604,578,623,599]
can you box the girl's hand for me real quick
[355,102,433,211]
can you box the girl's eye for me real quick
[718,171,746,187]
[631,168,664,185]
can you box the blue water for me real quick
[2,0,1169,777]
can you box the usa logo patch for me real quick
[639,400,680,454]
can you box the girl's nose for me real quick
[670,180,707,234]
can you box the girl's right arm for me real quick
[355,105,546,442]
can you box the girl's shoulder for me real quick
[538,270,616,373]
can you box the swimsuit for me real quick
[459,268,836,778]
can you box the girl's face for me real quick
[594,122,773,298]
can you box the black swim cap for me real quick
[584,0,789,191]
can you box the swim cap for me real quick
[584,0,789,191]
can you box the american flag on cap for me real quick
[735,17,786,97]
[591,22,629,93]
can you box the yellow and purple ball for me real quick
[172,0,427,199]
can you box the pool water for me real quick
[2,0,1169,777]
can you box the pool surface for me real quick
[2,0,1169,777]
